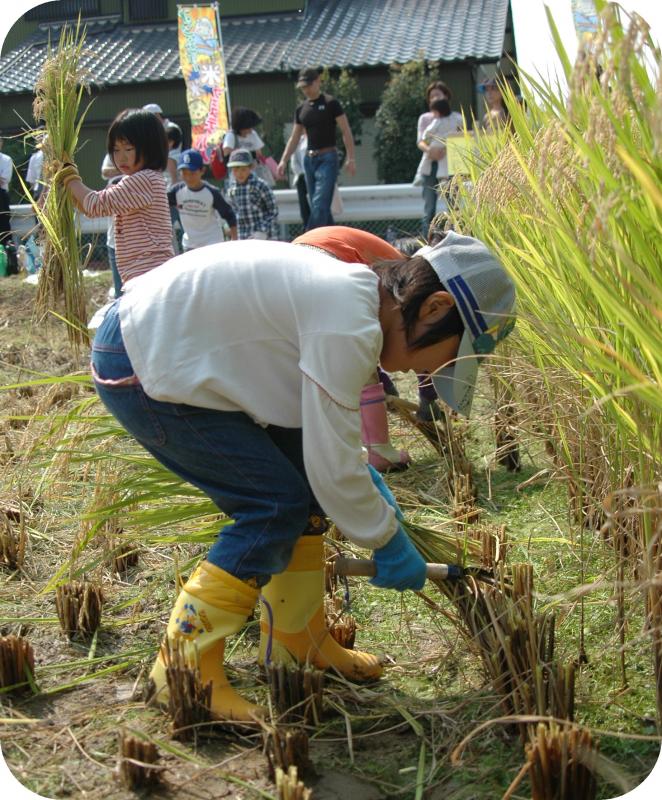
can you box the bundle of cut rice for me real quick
[32,19,92,352]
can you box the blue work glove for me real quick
[367,464,404,522]
[370,526,427,591]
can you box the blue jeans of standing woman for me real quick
[303,149,339,230]
[421,160,439,237]
[91,302,322,586]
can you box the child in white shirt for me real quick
[222,107,265,162]
[168,149,237,250]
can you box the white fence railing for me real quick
[9,183,424,237]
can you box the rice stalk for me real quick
[523,722,598,800]
[275,765,312,800]
[387,395,451,455]
[0,508,27,570]
[325,595,357,650]
[265,662,324,725]
[450,1,661,720]
[432,562,576,743]
[117,730,162,790]
[403,519,482,568]
[55,580,104,639]
[489,364,521,472]
[32,18,93,353]
[263,724,313,782]
[158,637,212,740]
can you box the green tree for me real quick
[258,102,287,162]
[374,60,431,184]
[319,67,363,158]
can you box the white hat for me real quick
[142,103,163,115]
[416,231,516,416]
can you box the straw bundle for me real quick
[266,662,324,725]
[158,637,212,740]
[433,563,576,741]
[522,722,598,800]
[117,731,162,790]
[32,19,92,351]
[275,765,312,800]
[55,580,104,639]
[404,519,482,567]
[0,509,27,569]
[0,635,35,693]
[325,594,357,649]
[263,725,313,782]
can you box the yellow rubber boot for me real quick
[149,561,263,721]
[258,536,383,681]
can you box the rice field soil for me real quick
[0,273,660,799]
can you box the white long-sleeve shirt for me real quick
[26,150,43,188]
[118,240,398,549]
[0,152,13,190]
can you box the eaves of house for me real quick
[0,0,510,95]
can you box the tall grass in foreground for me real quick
[450,1,661,721]
[33,19,92,352]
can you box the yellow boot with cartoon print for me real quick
[149,560,263,721]
[258,534,383,681]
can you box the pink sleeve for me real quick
[83,171,155,217]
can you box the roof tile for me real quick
[0,0,509,95]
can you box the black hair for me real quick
[393,237,422,257]
[430,98,451,117]
[107,109,168,171]
[165,123,182,149]
[373,256,464,349]
[425,80,452,104]
[427,225,450,247]
[231,107,262,134]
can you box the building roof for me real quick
[0,0,509,95]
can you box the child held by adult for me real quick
[168,149,237,251]
[413,98,463,187]
[56,108,174,286]
[222,107,265,163]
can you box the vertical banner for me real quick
[571,0,599,39]
[177,3,229,160]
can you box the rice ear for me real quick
[32,16,94,354]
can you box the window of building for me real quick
[128,0,169,22]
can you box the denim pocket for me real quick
[91,301,136,382]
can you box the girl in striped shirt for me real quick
[59,109,174,288]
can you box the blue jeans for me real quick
[303,150,339,230]
[91,303,321,586]
[421,160,438,237]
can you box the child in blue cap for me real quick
[168,148,237,251]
